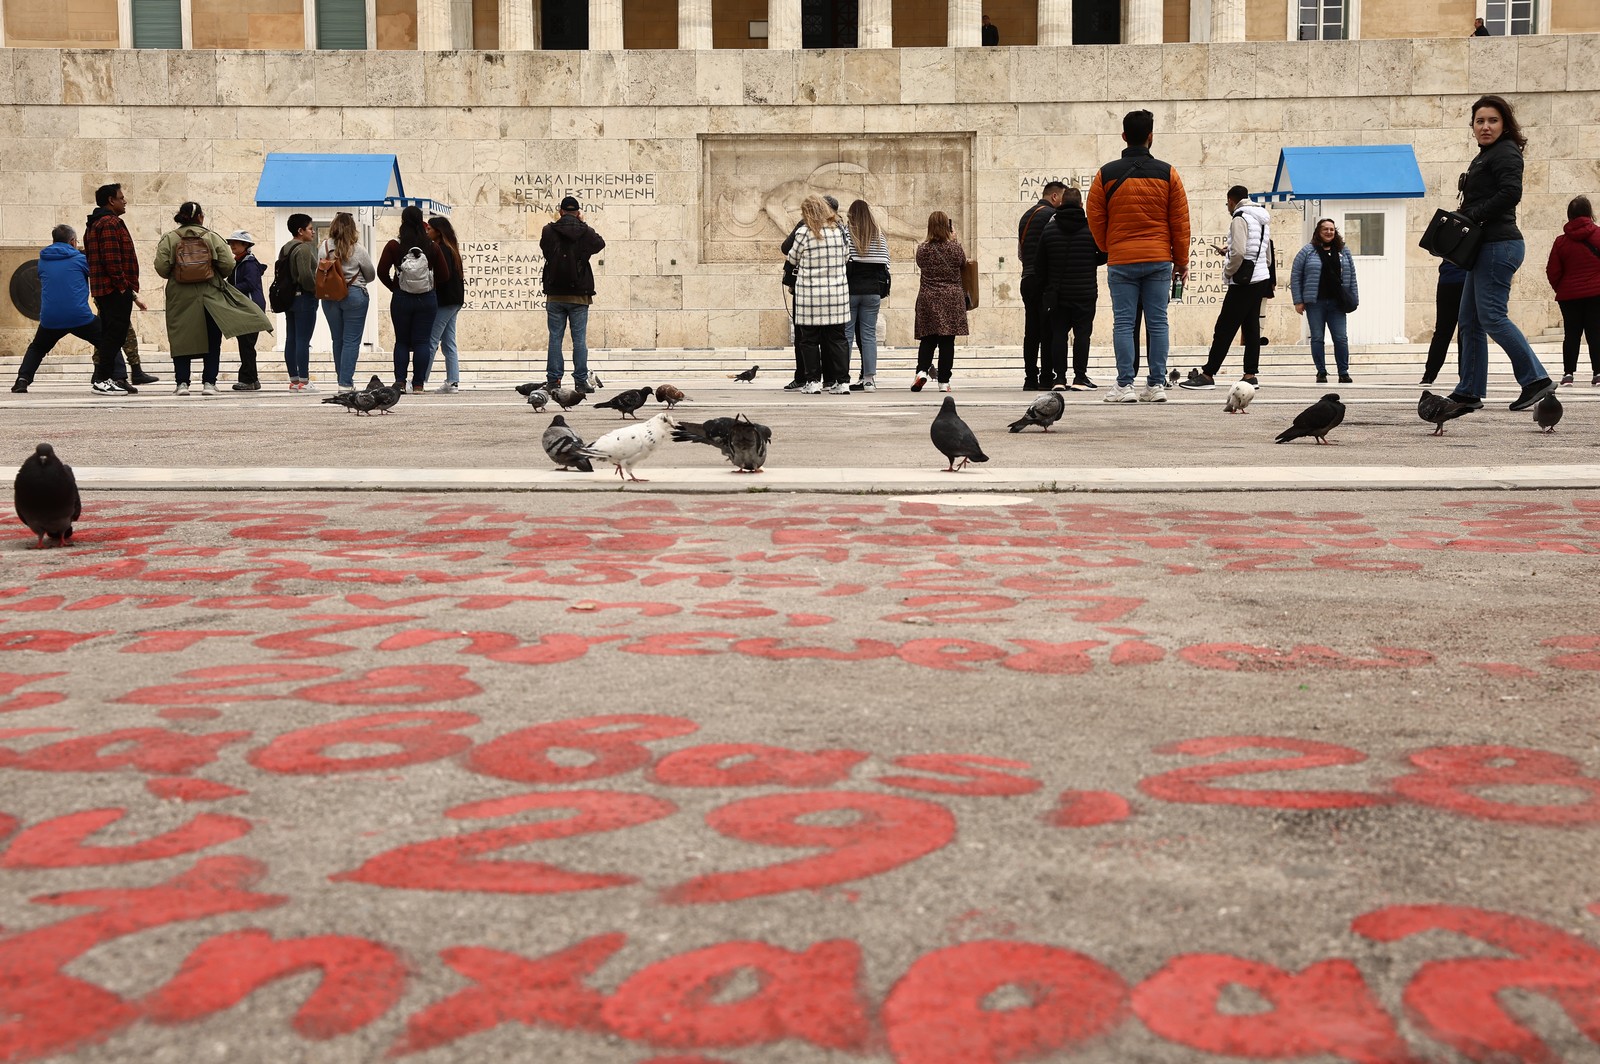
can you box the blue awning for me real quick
[254,153,450,214]
[1252,145,1425,204]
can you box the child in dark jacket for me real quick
[226,230,266,391]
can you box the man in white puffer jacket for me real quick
[1180,186,1274,390]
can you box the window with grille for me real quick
[131,0,182,47]
[317,0,368,49]
[1297,0,1348,40]
[1483,0,1535,35]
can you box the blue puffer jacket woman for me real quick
[1290,218,1359,382]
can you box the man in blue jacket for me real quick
[11,225,104,393]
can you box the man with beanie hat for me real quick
[540,195,606,393]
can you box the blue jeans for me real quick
[1108,262,1172,387]
[391,289,438,387]
[321,285,370,389]
[283,291,317,380]
[1304,299,1350,376]
[546,301,589,383]
[848,293,880,380]
[1454,239,1548,400]
[429,303,462,383]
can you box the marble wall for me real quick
[1,36,1597,360]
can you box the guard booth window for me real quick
[1344,213,1385,256]
[131,0,181,47]
[1484,0,1535,35]
[317,0,368,49]
[1297,0,1347,40]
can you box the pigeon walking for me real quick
[1007,391,1064,433]
[541,415,594,472]
[525,387,551,412]
[1417,390,1473,436]
[364,376,402,414]
[655,384,689,409]
[730,365,759,382]
[595,386,654,420]
[673,414,772,473]
[579,412,680,482]
[931,396,989,471]
[14,443,80,549]
[1534,392,1563,433]
[549,386,587,411]
[1223,380,1256,413]
[1274,393,1345,444]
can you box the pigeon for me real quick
[595,386,654,420]
[1007,391,1065,433]
[541,415,594,472]
[579,411,680,482]
[549,386,587,411]
[1417,390,1473,436]
[515,381,543,396]
[931,396,989,471]
[14,443,80,549]
[1534,392,1563,434]
[673,414,772,473]
[525,387,550,412]
[362,375,402,415]
[321,390,377,415]
[655,384,689,409]
[1223,380,1256,414]
[730,365,759,382]
[1274,393,1345,444]
[1168,368,1182,384]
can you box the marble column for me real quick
[858,0,892,48]
[1209,0,1242,42]
[1124,0,1162,44]
[590,0,623,48]
[767,0,800,49]
[679,0,713,49]
[499,0,538,49]
[416,0,454,48]
[947,0,977,46]
[1037,0,1071,45]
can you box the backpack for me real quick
[314,245,348,302]
[172,232,215,284]
[268,245,295,313]
[397,247,433,294]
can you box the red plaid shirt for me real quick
[84,211,140,298]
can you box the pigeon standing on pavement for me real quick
[14,443,80,549]
[549,386,587,411]
[1274,393,1345,444]
[1534,392,1563,433]
[524,387,550,412]
[1416,390,1473,436]
[541,415,594,472]
[931,396,989,471]
[596,386,654,419]
[364,376,402,414]
[1223,380,1256,414]
[655,384,689,409]
[673,414,772,473]
[1007,391,1065,433]
[579,411,680,482]
[730,365,759,382]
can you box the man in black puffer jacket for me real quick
[1034,188,1108,390]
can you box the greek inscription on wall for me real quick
[1018,173,1096,200]
[511,173,657,216]
[462,241,545,313]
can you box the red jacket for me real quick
[1547,217,1600,302]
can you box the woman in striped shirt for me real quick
[845,199,891,392]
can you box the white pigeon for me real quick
[579,411,680,482]
[1223,380,1256,414]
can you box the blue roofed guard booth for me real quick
[1252,145,1425,346]
[254,153,452,360]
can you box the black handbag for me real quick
[1419,208,1483,270]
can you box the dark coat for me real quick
[1033,203,1105,313]
[1016,199,1055,277]
[914,239,968,339]
[1547,216,1600,302]
[540,214,605,297]
[229,252,266,309]
[1460,136,1524,244]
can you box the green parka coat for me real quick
[153,225,274,356]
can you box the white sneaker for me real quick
[439,381,459,394]
[173,383,190,395]
[1102,384,1138,403]
[799,381,822,394]
[202,382,219,395]
[1138,383,1167,403]
[939,382,951,392]
[911,371,929,392]
[825,382,850,395]
[862,379,876,392]
[301,382,318,393]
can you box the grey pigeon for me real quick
[541,415,594,472]
[730,365,758,382]
[1417,390,1473,436]
[322,391,359,413]
[579,412,680,482]
[361,375,402,415]
[673,414,772,473]
[1274,393,1345,444]
[1223,380,1256,413]
[595,386,653,419]
[1007,391,1065,433]
[655,384,689,409]
[549,386,587,411]
[525,387,550,412]
[1534,392,1563,433]
[931,396,989,471]
[14,443,80,549]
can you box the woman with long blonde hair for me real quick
[845,199,890,391]
[319,211,376,393]
[784,194,853,393]
[912,210,969,392]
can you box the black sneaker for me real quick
[232,381,261,392]
[1178,373,1215,390]
[1241,375,1260,387]
[132,371,159,385]
[10,380,26,393]
[1338,374,1354,384]
[1446,392,1485,411]
[1509,378,1556,412]
[1316,373,1328,384]
[1071,376,1098,391]
[783,379,804,391]
[1023,378,1040,391]
[575,381,594,395]
[111,379,138,394]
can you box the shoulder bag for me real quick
[1418,208,1483,270]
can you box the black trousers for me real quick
[92,291,133,382]
[1559,295,1600,376]
[237,332,260,384]
[1423,279,1465,383]
[916,335,956,383]
[795,323,848,385]
[172,311,223,385]
[1046,303,1093,383]
[16,319,103,383]
[1201,282,1265,377]
[1020,274,1045,382]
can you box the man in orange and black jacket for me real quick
[1086,109,1190,404]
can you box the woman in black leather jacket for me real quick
[1448,94,1555,413]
